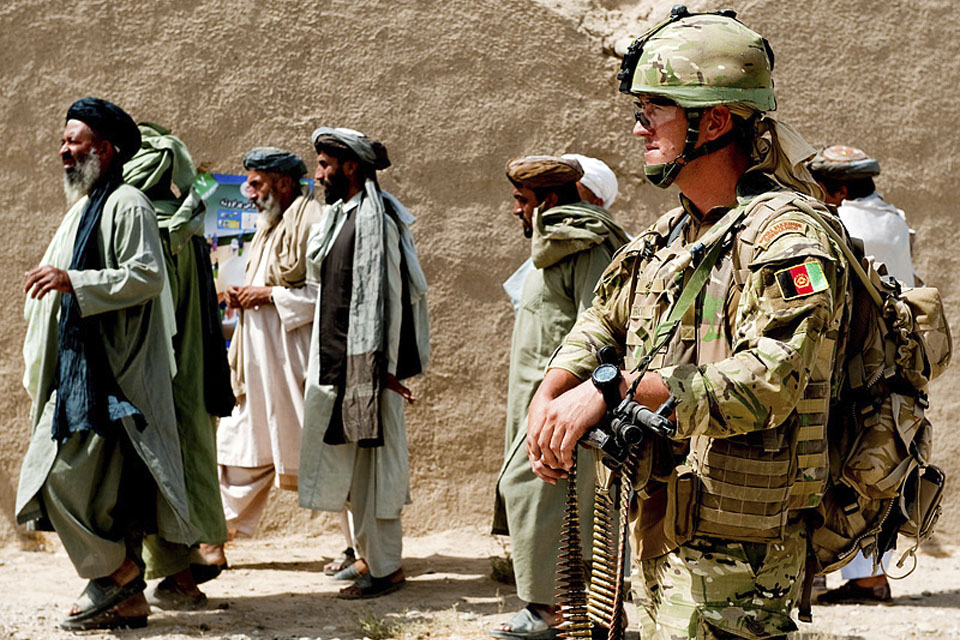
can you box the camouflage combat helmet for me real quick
[618,6,777,187]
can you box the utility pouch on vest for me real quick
[898,464,944,542]
[664,464,698,548]
[688,429,792,542]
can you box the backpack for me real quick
[791,201,952,618]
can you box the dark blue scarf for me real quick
[52,170,144,442]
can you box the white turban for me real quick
[562,153,619,208]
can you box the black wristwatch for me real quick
[591,363,623,412]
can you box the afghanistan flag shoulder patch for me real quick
[775,262,829,300]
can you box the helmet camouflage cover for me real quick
[620,9,776,112]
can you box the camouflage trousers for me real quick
[632,521,805,640]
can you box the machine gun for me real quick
[580,346,678,469]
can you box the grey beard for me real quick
[62,150,102,205]
[256,191,284,228]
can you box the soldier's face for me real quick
[511,185,537,238]
[632,96,687,167]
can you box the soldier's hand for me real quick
[24,265,73,299]
[528,391,568,484]
[528,377,607,482]
[236,286,273,309]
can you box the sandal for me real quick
[337,568,405,599]
[332,558,368,582]
[59,575,146,629]
[60,607,148,631]
[489,607,559,640]
[324,547,357,576]
[189,561,228,585]
[147,576,208,610]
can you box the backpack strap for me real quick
[639,193,781,358]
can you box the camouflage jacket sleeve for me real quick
[660,205,848,439]
[548,239,643,380]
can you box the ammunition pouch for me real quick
[664,465,698,548]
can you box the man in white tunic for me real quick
[17,97,194,630]
[216,148,323,543]
[299,127,429,599]
[808,145,916,604]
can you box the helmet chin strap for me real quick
[644,109,739,188]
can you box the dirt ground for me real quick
[0,529,958,640]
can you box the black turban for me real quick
[242,147,307,178]
[66,97,142,166]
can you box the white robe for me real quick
[838,193,916,284]
[217,232,316,477]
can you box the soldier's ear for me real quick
[701,105,734,142]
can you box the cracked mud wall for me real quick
[2,0,959,546]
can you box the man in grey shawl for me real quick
[215,148,323,555]
[491,156,629,639]
[300,127,430,599]
[18,97,195,630]
[122,123,235,607]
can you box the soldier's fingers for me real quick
[559,429,580,470]
[548,422,568,468]
[526,424,543,462]
[531,460,566,484]
[538,423,562,469]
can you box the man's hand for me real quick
[526,368,604,484]
[528,381,607,478]
[24,265,73,299]
[235,286,273,309]
[223,286,241,309]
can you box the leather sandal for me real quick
[324,547,357,576]
[489,607,559,640]
[337,568,405,599]
[59,575,146,630]
[60,588,149,631]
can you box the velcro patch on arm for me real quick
[775,262,829,300]
[758,220,808,248]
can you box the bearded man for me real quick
[215,148,323,551]
[17,97,195,631]
[299,127,429,599]
[491,155,628,640]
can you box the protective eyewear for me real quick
[633,97,680,130]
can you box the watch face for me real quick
[594,364,619,385]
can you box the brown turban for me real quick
[506,155,583,189]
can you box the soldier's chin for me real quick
[522,224,533,239]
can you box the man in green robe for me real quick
[122,123,236,607]
[491,155,629,639]
[17,98,195,631]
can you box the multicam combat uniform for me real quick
[550,172,852,639]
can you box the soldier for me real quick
[526,8,852,639]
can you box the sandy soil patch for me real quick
[0,529,957,639]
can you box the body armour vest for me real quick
[624,190,848,542]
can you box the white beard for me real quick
[256,191,284,228]
[62,149,102,205]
